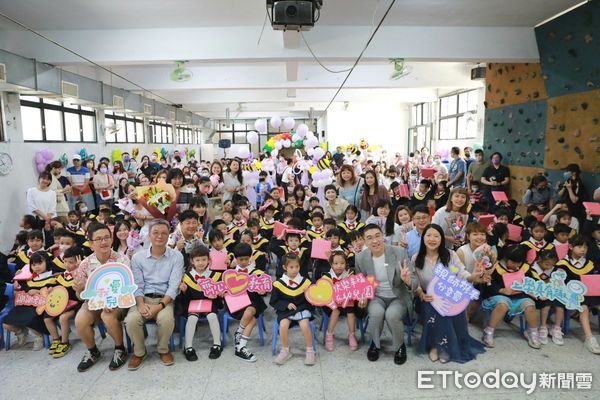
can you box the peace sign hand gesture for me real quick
[399,259,412,286]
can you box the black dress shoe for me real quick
[367,342,380,361]
[394,343,407,365]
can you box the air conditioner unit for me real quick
[0,64,6,83]
[61,81,79,98]
[112,95,124,108]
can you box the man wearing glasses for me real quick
[355,223,418,365]
[74,222,130,372]
[125,219,184,370]
[405,205,432,259]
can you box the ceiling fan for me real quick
[105,121,121,136]
[389,58,412,80]
[170,60,193,82]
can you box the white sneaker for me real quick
[15,328,28,347]
[527,330,541,349]
[550,326,564,346]
[538,326,548,345]
[482,329,495,348]
[273,348,292,365]
[32,336,44,351]
[584,337,600,354]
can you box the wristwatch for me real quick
[159,301,166,309]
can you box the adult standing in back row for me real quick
[480,152,510,208]
[447,147,467,189]
[466,148,490,191]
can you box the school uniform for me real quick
[225,223,241,242]
[307,226,326,241]
[269,242,311,278]
[251,235,270,254]
[259,216,275,240]
[529,262,564,310]
[556,256,599,307]
[521,238,555,253]
[223,237,238,255]
[313,245,346,280]
[410,191,431,209]
[251,249,269,271]
[433,189,450,210]
[15,248,64,273]
[231,219,247,231]
[481,261,536,318]
[181,269,223,315]
[321,269,356,317]
[337,220,365,236]
[4,271,57,334]
[270,274,313,323]
[228,265,267,320]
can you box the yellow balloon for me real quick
[309,166,317,174]
[254,161,262,170]
[267,139,275,147]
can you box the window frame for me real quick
[104,110,145,144]
[149,120,174,144]
[438,89,478,140]
[19,96,97,143]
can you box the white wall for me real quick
[326,102,410,157]
[0,92,211,252]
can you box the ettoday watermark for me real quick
[417,369,593,394]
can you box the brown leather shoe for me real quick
[159,352,174,366]
[127,353,146,371]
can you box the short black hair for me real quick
[363,223,382,234]
[325,228,343,239]
[412,205,430,216]
[211,219,226,229]
[63,246,84,260]
[208,229,225,243]
[22,214,38,228]
[30,250,52,267]
[27,230,44,241]
[179,209,199,223]
[189,244,210,259]
[233,243,253,258]
[323,218,337,227]
[87,222,111,241]
[246,219,261,229]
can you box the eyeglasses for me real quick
[91,236,111,243]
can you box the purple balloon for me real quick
[36,162,46,173]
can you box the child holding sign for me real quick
[270,254,314,365]
[322,251,358,352]
[3,251,57,350]
[179,245,223,361]
[481,245,541,349]
[45,247,84,358]
[556,236,600,354]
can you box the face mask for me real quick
[476,156,483,162]
[100,167,108,174]
[464,152,471,158]
[563,172,571,180]
[472,186,479,193]
[434,160,441,166]
[123,156,130,162]
[492,159,501,166]
[80,207,88,213]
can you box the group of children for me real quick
[2,170,600,366]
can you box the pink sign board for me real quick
[583,202,600,216]
[426,264,479,317]
[274,221,288,237]
[304,273,379,310]
[555,243,569,260]
[310,239,331,260]
[198,270,273,299]
[502,271,525,289]
[225,293,252,313]
[188,299,213,314]
[492,191,509,202]
[209,251,228,271]
[581,275,600,296]
[507,224,523,242]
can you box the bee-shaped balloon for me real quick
[243,163,257,172]
[317,157,331,170]
[359,139,369,150]
[346,144,360,156]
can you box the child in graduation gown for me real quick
[3,251,57,350]
[321,251,358,352]
[270,254,315,366]
[179,245,223,361]
[240,230,268,271]
[45,246,85,358]
[269,230,310,278]
[556,235,600,354]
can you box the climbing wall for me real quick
[484,0,600,200]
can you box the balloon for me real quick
[270,116,282,130]
[255,118,267,133]
[267,139,275,147]
[305,137,319,148]
[313,148,325,161]
[111,149,123,163]
[292,134,301,142]
[306,148,315,156]
[238,147,250,159]
[275,141,283,150]
[271,148,279,157]
[59,153,68,168]
[35,152,45,164]
[283,117,295,131]
[282,139,291,148]
[306,130,315,140]
[247,131,259,144]
[308,166,317,174]
[210,174,220,187]
[297,124,309,137]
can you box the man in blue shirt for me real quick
[405,205,431,259]
[447,146,467,188]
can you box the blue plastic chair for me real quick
[7,263,16,279]
[271,318,317,356]
[222,311,265,347]
[360,314,418,347]
[0,283,15,349]
[484,309,526,334]
[319,313,367,344]
[125,320,175,353]
[177,315,210,350]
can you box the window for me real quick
[408,103,433,153]
[214,118,316,144]
[19,96,97,142]
[149,120,174,144]
[104,111,144,143]
[438,89,478,140]
[176,126,196,144]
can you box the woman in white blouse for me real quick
[27,172,57,225]
[223,158,245,202]
[412,223,487,363]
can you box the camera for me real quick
[267,0,323,31]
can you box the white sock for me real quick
[236,324,245,335]
[207,313,221,346]
[185,315,199,349]
[237,335,250,350]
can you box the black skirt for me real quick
[3,306,49,334]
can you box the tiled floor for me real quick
[1,310,599,400]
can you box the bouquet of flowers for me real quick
[445,212,468,244]
[126,231,145,252]
[136,181,177,218]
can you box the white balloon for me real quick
[271,148,279,157]
[292,134,301,142]
[247,130,259,144]
[270,116,282,130]
[238,147,250,159]
[306,148,315,156]
[305,137,319,148]
[282,139,291,148]
[254,118,267,133]
[312,171,323,180]
[313,148,325,160]
[297,124,309,136]
[306,130,315,140]
[275,141,283,150]
[283,117,295,131]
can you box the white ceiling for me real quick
[0,0,583,118]
[0,0,583,29]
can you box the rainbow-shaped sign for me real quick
[80,262,138,311]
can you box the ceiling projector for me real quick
[267,0,323,31]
